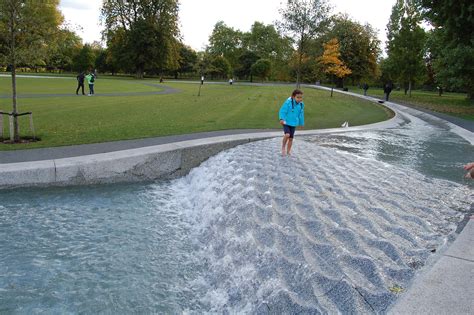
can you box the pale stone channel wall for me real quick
[0,115,399,189]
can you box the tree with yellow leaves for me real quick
[319,38,352,97]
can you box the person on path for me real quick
[363,83,369,96]
[85,71,96,96]
[201,75,204,85]
[279,89,305,156]
[384,83,392,101]
[76,72,85,95]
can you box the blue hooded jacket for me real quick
[279,97,304,127]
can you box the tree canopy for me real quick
[101,0,180,78]
[0,0,63,141]
[277,0,331,87]
[384,0,426,96]
[420,0,474,99]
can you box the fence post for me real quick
[29,113,36,140]
[8,115,14,142]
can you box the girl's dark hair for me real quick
[292,89,303,97]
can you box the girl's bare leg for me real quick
[287,138,293,155]
[282,134,289,156]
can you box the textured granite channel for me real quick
[169,138,470,313]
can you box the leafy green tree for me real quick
[277,0,331,87]
[45,28,82,72]
[194,51,212,78]
[235,51,260,81]
[72,44,96,72]
[207,21,243,72]
[243,22,294,81]
[251,59,272,82]
[385,0,426,96]
[208,55,231,79]
[243,22,289,60]
[101,0,180,78]
[0,0,62,142]
[176,44,197,77]
[420,0,474,99]
[324,14,381,85]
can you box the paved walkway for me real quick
[0,129,275,163]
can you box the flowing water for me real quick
[0,110,472,314]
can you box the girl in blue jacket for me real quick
[279,89,304,156]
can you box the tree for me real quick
[46,28,82,72]
[72,44,96,72]
[208,55,231,79]
[385,0,426,96]
[207,21,243,73]
[251,59,272,82]
[277,0,331,87]
[324,14,381,85]
[420,0,474,99]
[235,51,260,81]
[243,22,294,81]
[101,0,180,78]
[319,38,352,97]
[0,0,62,142]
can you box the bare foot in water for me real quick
[282,148,286,156]
[464,162,474,178]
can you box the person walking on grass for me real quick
[76,71,85,95]
[279,89,305,156]
[85,71,96,96]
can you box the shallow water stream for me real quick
[0,109,472,313]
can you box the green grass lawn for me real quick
[0,76,392,150]
[342,85,474,120]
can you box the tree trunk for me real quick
[296,51,302,88]
[11,63,19,142]
[8,5,19,142]
[136,68,144,79]
[296,34,304,88]
[331,75,334,97]
[408,80,412,97]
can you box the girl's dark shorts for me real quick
[283,125,296,138]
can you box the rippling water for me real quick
[0,111,472,313]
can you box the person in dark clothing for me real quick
[384,83,392,101]
[76,72,85,95]
[363,83,369,96]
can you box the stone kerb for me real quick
[0,112,400,189]
[0,133,277,189]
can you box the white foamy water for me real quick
[1,108,472,313]
[155,137,471,313]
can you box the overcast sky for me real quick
[59,0,395,52]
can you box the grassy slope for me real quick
[343,85,474,120]
[0,77,391,150]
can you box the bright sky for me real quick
[59,0,395,51]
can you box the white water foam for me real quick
[150,137,471,313]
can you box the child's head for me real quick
[291,89,303,103]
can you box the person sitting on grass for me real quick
[279,89,305,156]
